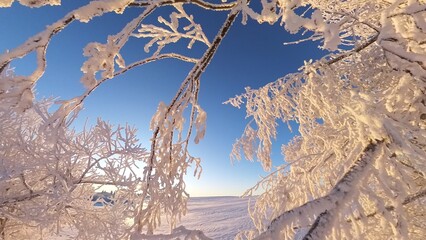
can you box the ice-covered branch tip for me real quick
[133,3,211,54]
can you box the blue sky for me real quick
[0,1,324,196]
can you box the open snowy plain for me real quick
[49,196,255,240]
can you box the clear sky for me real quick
[0,1,324,197]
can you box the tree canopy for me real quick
[0,0,425,239]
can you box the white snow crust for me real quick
[47,196,254,240]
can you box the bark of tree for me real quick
[0,218,7,240]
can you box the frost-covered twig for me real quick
[135,3,242,233]
[130,0,237,11]
[133,4,211,53]
[0,102,146,238]
[356,188,426,220]
[60,53,198,123]
[0,0,135,72]
[326,34,379,65]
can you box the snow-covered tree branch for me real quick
[227,0,426,239]
[0,0,239,238]
[1,0,425,239]
[0,100,146,239]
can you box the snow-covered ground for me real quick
[49,196,255,240]
[155,196,255,239]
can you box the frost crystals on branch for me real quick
[133,3,211,54]
[0,0,232,238]
[1,0,426,239]
[229,0,426,239]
